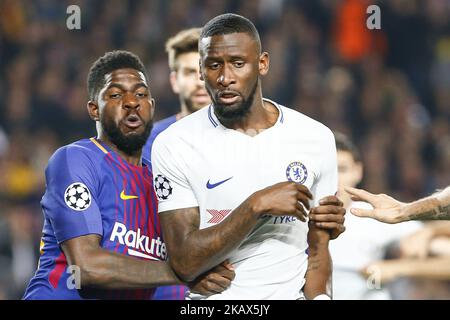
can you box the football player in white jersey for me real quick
[329,132,421,299]
[151,13,345,300]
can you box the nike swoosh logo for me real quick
[120,190,139,200]
[206,177,233,189]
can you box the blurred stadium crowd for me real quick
[0,0,449,299]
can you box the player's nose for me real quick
[217,66,235,87]
[122,92,140,110]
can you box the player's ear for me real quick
[87,101,99,121]
[259,52,269,76]
[149,98,156,119]
[169,71,180,94]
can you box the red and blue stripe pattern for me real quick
[23,138,163,299]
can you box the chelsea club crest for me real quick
[286,161,308,184]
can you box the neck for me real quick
[179,103,190,119]
[97,131,142,166]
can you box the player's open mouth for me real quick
[217,91,240,104]
[123,114,143,129]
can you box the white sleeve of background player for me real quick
[311,129,338,207]
[151,133,199,213]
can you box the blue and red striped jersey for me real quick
[23,138,163,299]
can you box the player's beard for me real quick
[182,92,209,114]
[101,117,153,156]
[183,96,199,114]
[211,78,258,122]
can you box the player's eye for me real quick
[208,62,220,70]
[184,70,197,76]
[110,93,122,99]
[136,92,148,98]
[233,61,245,68]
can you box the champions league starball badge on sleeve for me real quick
[154,174,173,200]
[64,182,92,211]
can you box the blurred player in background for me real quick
[143,28,210,161]
[23,51,234,299]
[152,13,345,300]
[358,221,450,288]
[329,132,421,299]
[145,28,211,299]
[346,183,450,295]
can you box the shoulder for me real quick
[153,107,211,147]
[142,156,152,169]
[155,114,178,129]
[281,105,333,134]
[47,139,100,170]
[279,104,335,143]
[144,115,178,158]
[152,115,178,137]
[168,106,210,133]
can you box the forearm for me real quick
[304,227,332,299]
[68,248,182,289]
[402,186,450,221]
[167,200,261,281]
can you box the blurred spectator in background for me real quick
[142,27,210,161]
[360,220,450,300]
[330,132,422,299]
[0,0,449,299]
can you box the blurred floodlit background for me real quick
[0,0,449,299]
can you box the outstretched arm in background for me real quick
[345,186,450,223]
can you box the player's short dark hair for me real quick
[166,28,201,71]
[335,131,361,163]
[87,50,148,101]
[200,13,261,53]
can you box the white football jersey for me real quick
[151,98,337,300]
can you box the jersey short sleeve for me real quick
[41,146,103,243]
[151,132,199,213]
[311,128,338,206]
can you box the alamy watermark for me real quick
[66,5,81,30]
[366,5,381,30]
[365,265,382,290]
[67,265,81,290]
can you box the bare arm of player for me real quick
[61,234,234,294]
[304,196,342,299]
[160,181,313,281]
[361,257,450,283]
[346,185,450,223]
[304,224,332,300]
[62,234,181,289]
